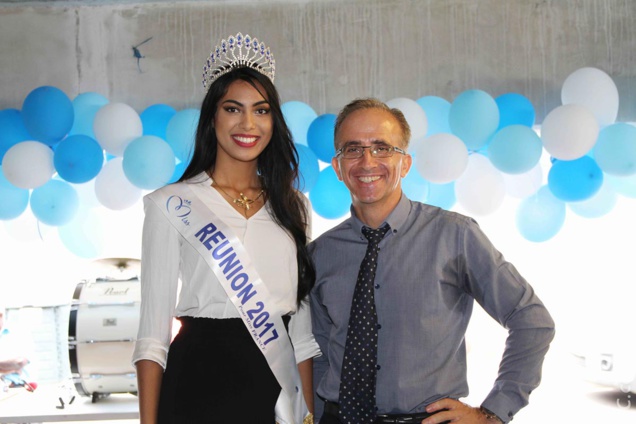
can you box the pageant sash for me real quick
[148,183,309,424]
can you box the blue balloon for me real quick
[402,167,429,202]
[495,93,535,128]
[22,86,74,146]
[0,166,30,220]
[282,101,317,146]
[169,160,188,184]
[58,206,104,258]
[568,181,617,218]
[166,109,199,162]
[309,166,351,219]
[123,136,176,190]
[487,125,542,174]
[141,103,177,139]
[548,156,603,202]
[593,123,636,176]
[426,181,456,210]
[516,185,566,242]
[416,96,451,136]
[606,173,636,198]
[0,109,31,162]
[69,92,109,138]
[54,135,104,183]
[449,89,499,151]
[307,114,336,162]
[294,144,320,193]
[30,179,79,226]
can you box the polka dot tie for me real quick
[338,224,390,424]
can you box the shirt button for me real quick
[375,284,380,289]
[376,364,381,370]
[377,324,382,330]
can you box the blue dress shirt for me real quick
[310,194,555,423]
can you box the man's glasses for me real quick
[335,144,407,159]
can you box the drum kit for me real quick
[68,257,141,402]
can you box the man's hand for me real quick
[0,357,28,374]
[421,398,503,424]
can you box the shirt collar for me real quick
[350,192,411,236]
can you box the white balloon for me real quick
[503,163,543,199]
[541,104,599,160]
[93,103,143,156]
[1,141,55,189]
[95,158,142,210]
[415,133,468,184]
[561,67,619,127]
[455,153,506,216]
[386,97,428,150]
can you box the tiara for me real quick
[202,32,276,89]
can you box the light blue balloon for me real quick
[141,103,177,140]
[123,135,176,190]
[282,101,317,146]
[58,206,103,258]
[54,134,104,183]
[495,93,535,128]
[69,92,109,138]
[0,109,31,162]
[426,181,456,210]
[307,114,336,162]
[30,179,79,226]
[516,185,566,242]
[487,125,542,174]
[166,108,199,162]
[416,96,451,136]
[169,160,188,184]
[309,166,350,219]
[593,123,636,176]
[0,166,29,220]
[402,167,429,202]
[449,89,499,151]
[22,86,74,146]
[294,144,320,193]
[568,180,617,218]
[606,173,636,198]
[548,156,603,202]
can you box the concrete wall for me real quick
[1,0,636,122]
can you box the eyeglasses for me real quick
[335,144,407,159]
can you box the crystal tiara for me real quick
[202,32,276,89]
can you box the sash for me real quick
[148,183,309,424]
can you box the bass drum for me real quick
[68,278,140,399]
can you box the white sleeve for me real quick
[288,300,321,364]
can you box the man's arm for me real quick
[309,283,331,421]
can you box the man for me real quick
[309,98,555,424]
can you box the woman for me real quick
[133,33,319,424]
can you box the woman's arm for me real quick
[298,358,314,414]
[136,359,164,424]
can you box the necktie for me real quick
[338,224,390,424]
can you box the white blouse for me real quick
[132,173,320,369]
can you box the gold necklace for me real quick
[210,177,264,213]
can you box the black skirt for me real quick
[157,317,282,424]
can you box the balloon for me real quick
[21,86,74,146]
[503,163,543,199]
[0,166,29,220]
[30,179,79,226]
[141,103,177,139]
[487,125,542,174]
[606,173,636,199]
[426,181,456,210]
[58,206,104,258]
[307,114,336,162]
[309,166,351,219]
[593,123,636,176]
[123,135,176,190]
[95,158,142,210]
[495,93,535,128]
[282,101,317,146]
[415,133,468,184]
[449,89,499,151]
[0,109,31,162]
[548,156,603,202]
[54,134,104,183]
[72,179,101,208]
[561,67,619,127]
[455,153,506,216]
[402,167,429,203]
[69,92,109,138]
[1,141,54,189]
[568,180,617,218]
[516,185,566,242]
[165,108,199,162]
[541,104,599,160]
[294,144,320,193]
[386,97,428,149]
[169,160,188,184]
[93,102,143,156]
[416,96,451,136]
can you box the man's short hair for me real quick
[334,98,412,149]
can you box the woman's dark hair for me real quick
[179,67,315,304]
